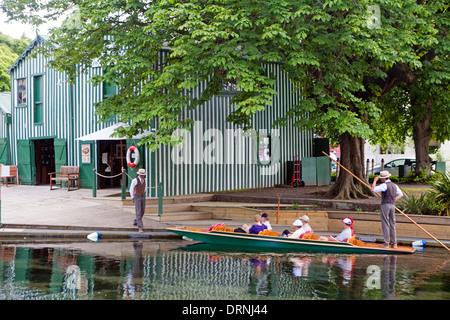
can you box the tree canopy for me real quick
[370,3,450,175]
[2,0,449,198]
[0,32,30,91]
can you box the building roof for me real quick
[7,34,49,74]
[0,92,11,114]
[76,122,151,141]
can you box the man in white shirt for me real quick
[335,217,354,242]
[318,217,354,242]
[129,168,147,233]
[372,170,403,248]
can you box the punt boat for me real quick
[167,226,416,254]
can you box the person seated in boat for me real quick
[299,215,313,238]
[261,213,272,231]
[280,219,303,238]
[288,219,306,238]
[241,214,268,234]
[281,215,313,239]
[319,217,354,242]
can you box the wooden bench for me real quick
[1,165,18,186]
[49,166,80,191]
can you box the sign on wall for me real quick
[81,144,91,164]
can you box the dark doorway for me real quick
[34,139,55,185]
[98,140,126,188]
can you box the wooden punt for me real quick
[167,226,416,254]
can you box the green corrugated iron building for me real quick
[6,35,317,196]
[0,92,12,165]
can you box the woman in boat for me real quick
[281,216,313,239]
[319,217,354,242]
[242,214,268,234]
[288,219,305,238]
[279,219,303,238]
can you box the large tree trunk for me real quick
[325,133,375,199]
[412,98,433,175]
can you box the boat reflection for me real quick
[0,241,449,300]
[178,242,450,299]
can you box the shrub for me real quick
[398,191,444,216]
[400,170,441,184]
[428,172,450,216]
[368,174,399,183]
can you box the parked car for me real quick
[372,157,436,176]
[372,158,415,176]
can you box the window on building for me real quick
[258,134,271,164]
[103,81,116,99]
[33,76,43,123]
[102,80,116,123]
[17,78,27,105]
[102,68,116,99]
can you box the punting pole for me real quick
[322,151,450,252]
[276,193,281,224]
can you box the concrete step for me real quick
[123,204,195,214]
[146,204,193,214]
[147,211,213,222]
[146,193,215,205]
[87,193,216,206]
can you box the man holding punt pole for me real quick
[372,171,403,248]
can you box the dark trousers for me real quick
[380,203,396,246]
[134,195,146,229]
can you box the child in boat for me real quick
[242,214,268,234]
[319,217,354,242]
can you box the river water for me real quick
[0,239,449,300]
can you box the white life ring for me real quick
[126,146,140,168]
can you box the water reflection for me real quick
[0,240,449,300]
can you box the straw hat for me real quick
[379,170,391,179]
[138,168,146,175]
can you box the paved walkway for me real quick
[0,185,247,239]
[1,184,448,248]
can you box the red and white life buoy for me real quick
[126,146,140,168]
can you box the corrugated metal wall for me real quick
[151,61,313,196]
[72,66,116,165]
[9,37,312,195]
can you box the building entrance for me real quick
[97,140,126,189]
[33,139,55,185]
